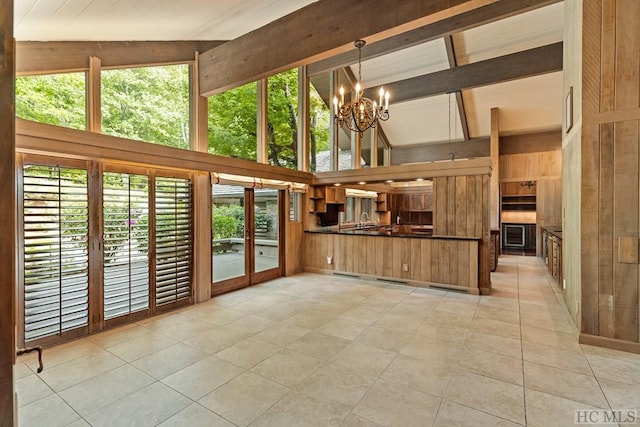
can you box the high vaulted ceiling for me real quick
[15,0,318,41]
[352,1,564,147]
[14,0,565,151]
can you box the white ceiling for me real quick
[355,2,565,147]
[463,72,564,137]
[452,2,564,65]
[15,0,317,41]
[353,39,450,90]
[14,0,565,149]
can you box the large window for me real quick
[22,164,89,342]
[267,69,299,169]
[208,82,258,161]
[308,75,331,173]
[16,72,86,130]
[101,64,190,149]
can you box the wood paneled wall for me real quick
[0,0,15,422]
[580,0,640,351]
[433,174,490,293]
[304,233,479,293]
[499,150,562,181]
[286,191,305,276]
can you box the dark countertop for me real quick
[305,229,481,241]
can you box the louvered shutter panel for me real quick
[155,176,193,306]
[23,165,89,341]
[103,172,150,320]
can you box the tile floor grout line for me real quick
[19,259,632,426]
[516,256,529,427]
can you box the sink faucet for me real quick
[360,211,370,226]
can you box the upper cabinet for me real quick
[309,185,345,213]
[325,186,346,204]
[501,181,536,212]
[375,193,388,212]
[391,191,433,212]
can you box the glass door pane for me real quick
[22,164,89,343]
[103,172,150,321]
[253,188,279,273]
[212,184,247,283]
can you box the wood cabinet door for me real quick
[410,194,424,211]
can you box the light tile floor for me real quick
[16,256,640,426]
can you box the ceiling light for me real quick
[334,183,341,186]
[358,181,366,185]
[385,179,394,183]
[415,178,424,182]
[333,40,389,135]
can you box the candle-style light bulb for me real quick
[333,96,338,111]
[373,100,377,117]
[355,82,361,100]
[384,91,390,110]
[379,87,384,107]
[339,86,344,105]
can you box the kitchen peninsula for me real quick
[303,159,492,295]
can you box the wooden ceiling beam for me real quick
[17,41,225,75]
[363,42,563,104]
[444,35,471,141]
[307,0,561,76]
[198,0,502,96]
[391,138,490,165]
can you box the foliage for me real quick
[212,203,276,240]
[266,69,298,169]
[208,82,258,161]
[254,211,274,235]
[16,73,86,130]
[17,66,332,168]
[101,65,190,149]
[309,81,331,172]
[212,204,244,239]
[102,173,149,262]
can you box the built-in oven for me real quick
[503,224,526,248]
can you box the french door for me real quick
[211,185,284,295]
[19,155,194,347]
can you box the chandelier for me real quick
[333,40,390,135]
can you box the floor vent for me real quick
[429,285,466,293]
[332,272,360,279]
[376,278,408,285]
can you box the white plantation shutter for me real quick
[22,164,89,342]
[103,172,150,320]
[155,176,193,306]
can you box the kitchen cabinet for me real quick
[375,193,388,212]
[309,185,345,213]
[542,227,562,286]
[410,194,424,211]
[325,186,346,204]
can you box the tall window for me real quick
[16,72,86,130]
[208,82,258,161]
[22,164,89,342]
[155,176,193,306]
[101,64,190,149]
[267,69,299,169]
[103,172,150,320]
[309,75,331,173]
